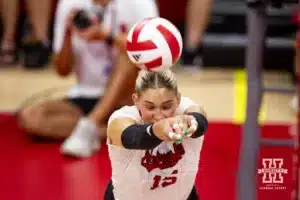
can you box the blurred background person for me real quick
[181,0,212,70]
[0,0,52,68]
[156,0,212,71]
[0,0,19,65]
[19,0,159,158]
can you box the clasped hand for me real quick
[163,115,198,143]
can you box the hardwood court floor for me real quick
[0,64,296,124]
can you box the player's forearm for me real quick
[121,124,163,149]
[88,51,138,125]
[54,29,73,77]
[121,119,173,150]
[152,119,173,141]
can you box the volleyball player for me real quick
[18,0,159,157]
[105,69,208,200]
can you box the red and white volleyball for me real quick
[126,17,183,72]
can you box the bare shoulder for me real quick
[107,117,137,146]
[107,105,140,146]
[108,105,140,125]
[186,105,207,117]
[180,96,207,117]
[108,117,136,133]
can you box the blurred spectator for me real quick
[19,0,159,158]
[181,0,212,70]
[0,0,19,65]
[0,0,52,68]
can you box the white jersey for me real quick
[53,0,158,98]
[107,97,204,200]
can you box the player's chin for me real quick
[148,118,168,124]
[143,119,159,124]
[145,120,156,124]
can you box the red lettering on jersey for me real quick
[151,169,178,190]
[161,175,177,187]
[141,143,185,173]
[151,175,161,190]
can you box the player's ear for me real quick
[132,93,139,105]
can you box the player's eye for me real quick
[145,105,155,110]
[162,104,173,110]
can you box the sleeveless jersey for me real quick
[107,97,204,200]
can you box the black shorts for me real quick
[65,97,101,115]
[104,180,199,200]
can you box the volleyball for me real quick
[126,17,183,72]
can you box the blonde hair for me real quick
[135,69,178,95]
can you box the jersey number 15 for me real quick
[151,169,178,190]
